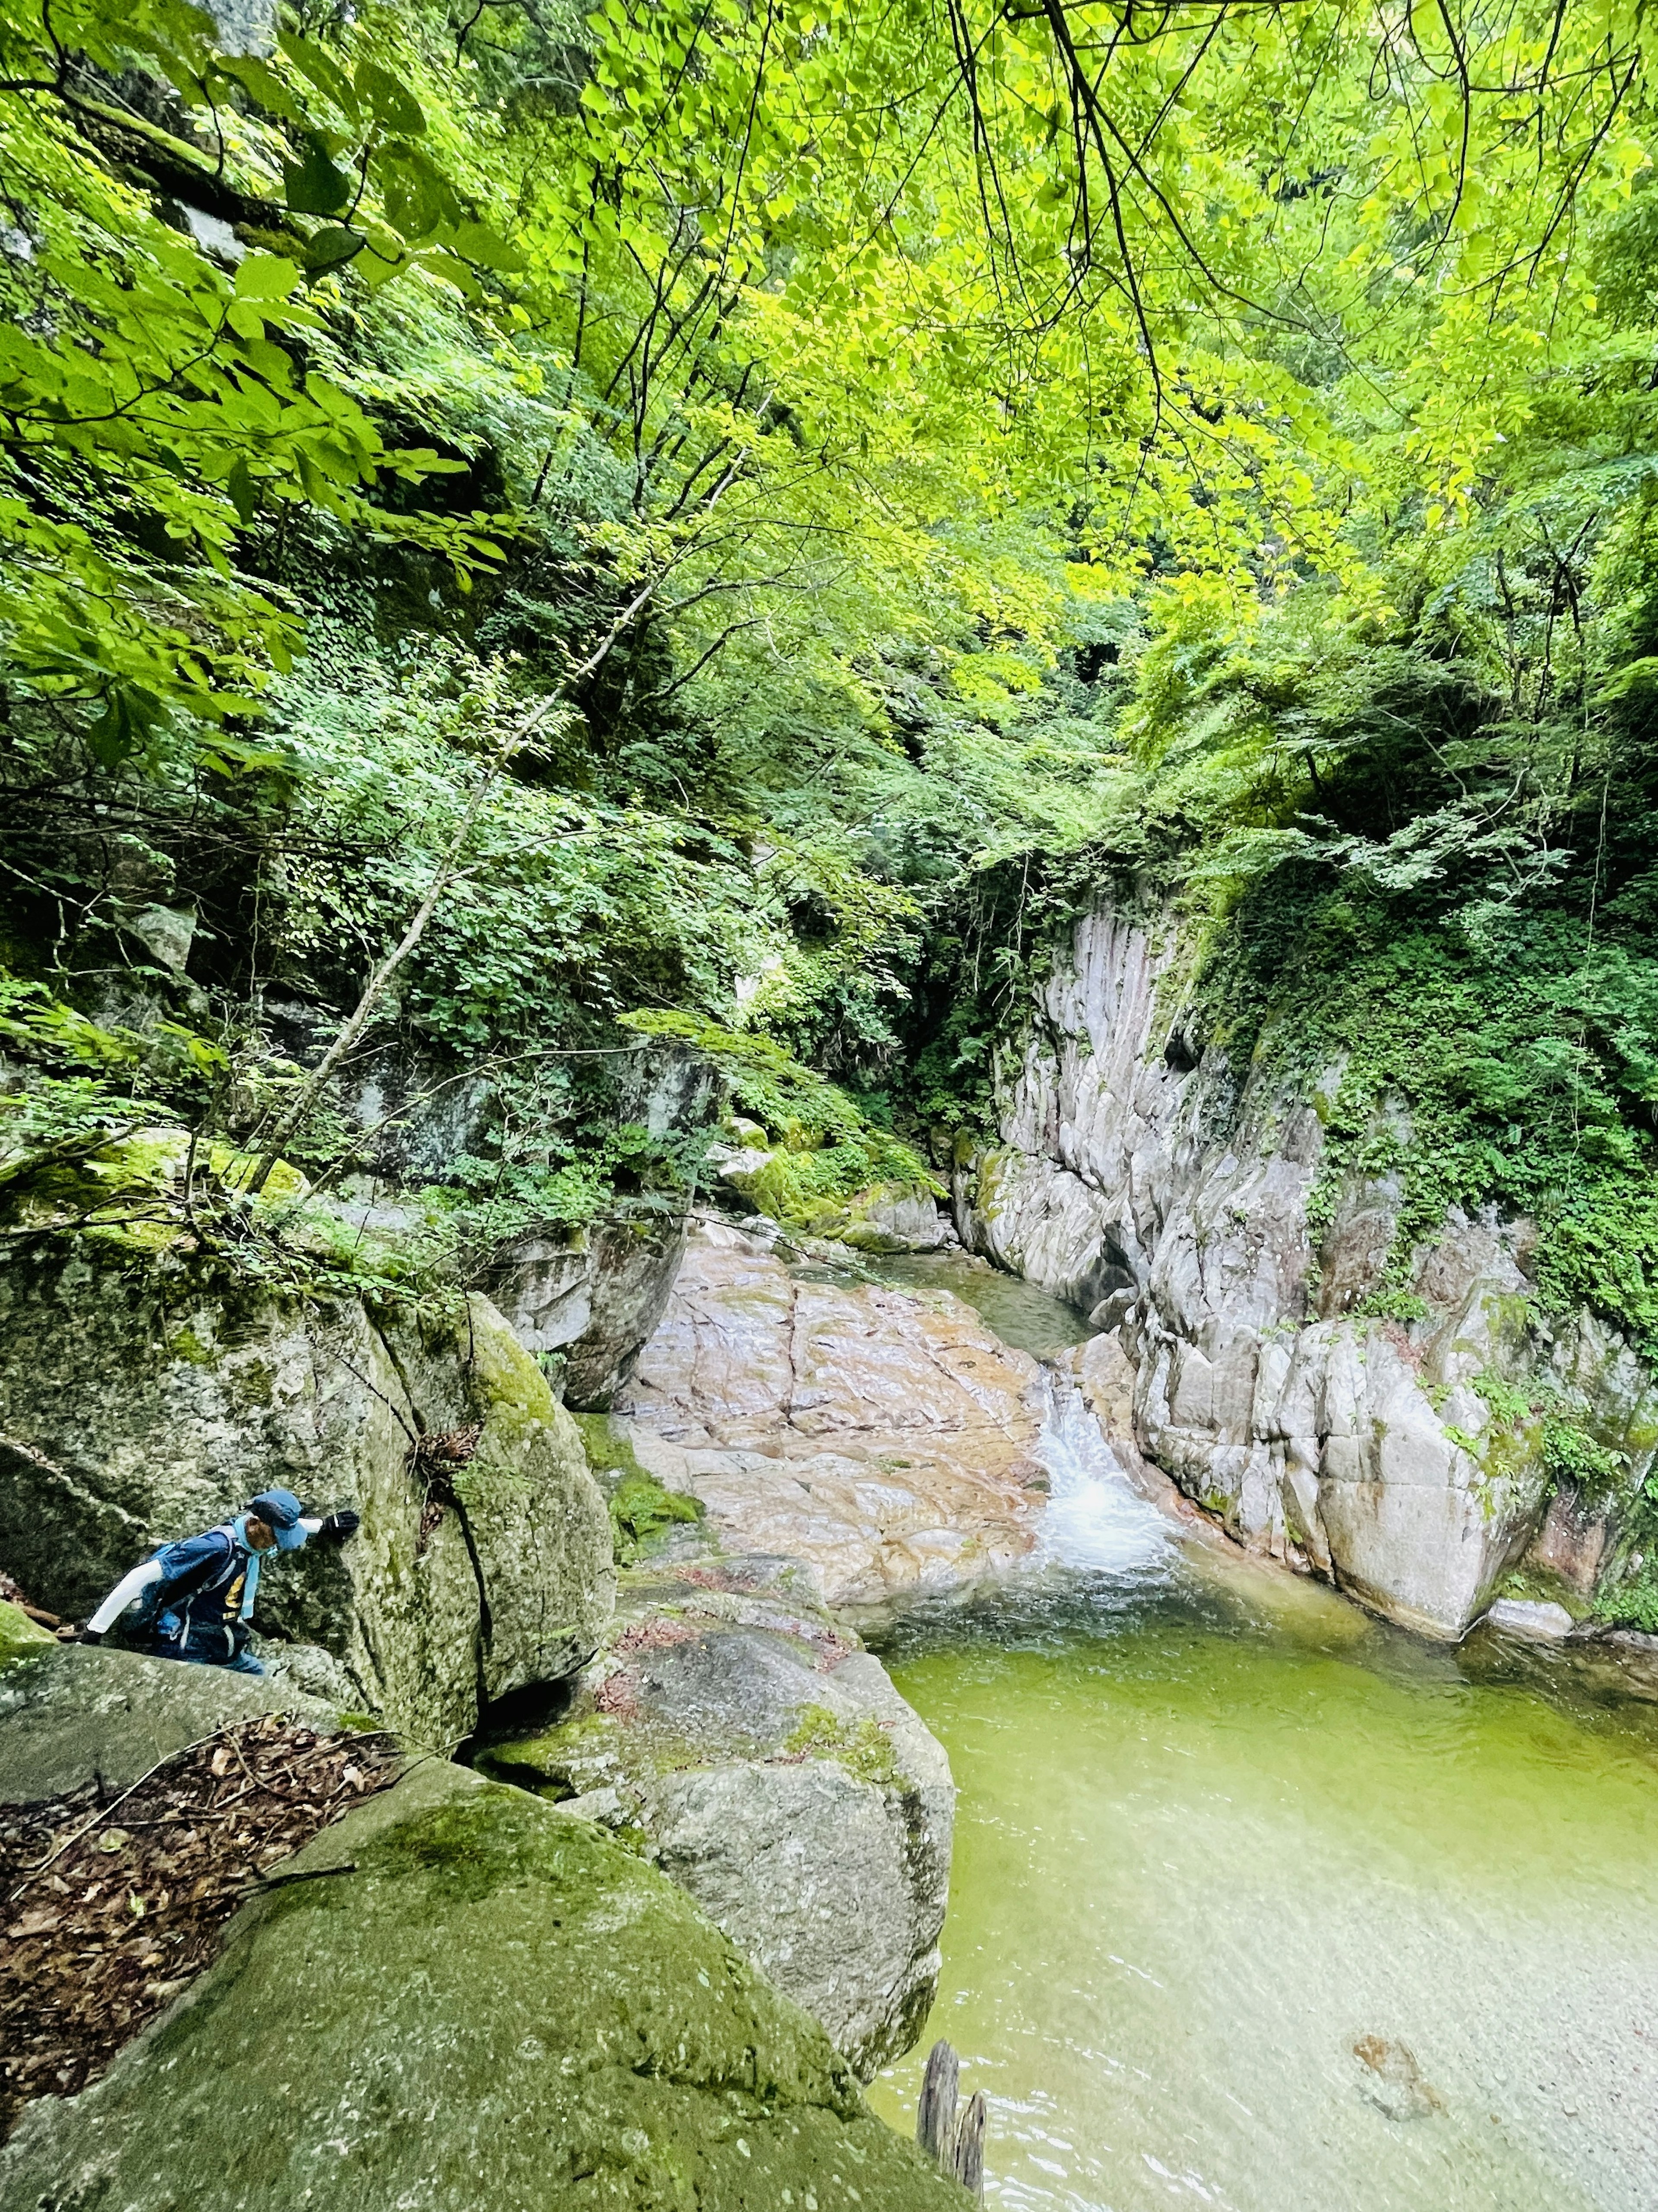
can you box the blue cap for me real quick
[249,1487,308,1551]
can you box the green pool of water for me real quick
[865,1563,1658,2212]
[865,1251,1093,1358]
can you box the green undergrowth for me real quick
[783,1705,904,1789]
[1186,890,1658,1366]
[570,1412,703,1564]
[0,1597,56,1671]
[1592,1471,1658,1631]
[622,1011,940,1226]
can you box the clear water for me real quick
[866,1251,1095,1360]
[861,1308,1658,2212]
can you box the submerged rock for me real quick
[479,1555,953,2080]
[0,1259,613,1746]
[611,1223,1048,1604]
[1351,2034,1445,2123]
[959,900,1658,1638]
[0,1759,967,2212]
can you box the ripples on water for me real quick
[860,1259,1658,2212]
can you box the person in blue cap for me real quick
[76,1489,360,1675]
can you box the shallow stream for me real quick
[861,1257,1658,2212]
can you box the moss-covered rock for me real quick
[478,1556,952,2081]
[0,1257,613,1748]
[0,1597,54,1675]
[572,1411,705,1564]
[0,1760,966,2212]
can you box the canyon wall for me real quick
[956,903,1658,1638]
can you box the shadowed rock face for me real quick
[958,901,1658,1638]
[0,1263,613,1745]
[485,1216,689,1410]
[611,1224,1050,1605]
[0,1759,969,2212]
[479,1556,953,2081]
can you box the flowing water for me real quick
[861,1258,1658,2212]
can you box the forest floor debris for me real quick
[0,1713,399,2135]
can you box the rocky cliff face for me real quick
[334,1032,716,1410]
[958,903,1658,1638]
[0,1258,614,1744]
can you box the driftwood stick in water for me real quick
[916,2038,959,2166]
[952,2089,986,2200]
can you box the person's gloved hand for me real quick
[318,1510,361,1542]
[66,1624,102,1645]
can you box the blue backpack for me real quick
[131,1521,261,1661]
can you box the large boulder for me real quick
[611,1224,1049,1604]
[0,1759,968,2212]
[480,1555,953,2080]
[484,1216,689,1409]
[0,1255,614,1746]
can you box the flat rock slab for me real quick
[481,1557,953,2079]
[615,1226,1048,1604]
[0,1758,967,2212]
[0,1615,342,1805]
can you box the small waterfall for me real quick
[1032,1372,1170,1577]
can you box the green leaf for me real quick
[85,687,165,770]
[355,58,426,136]
[303,226,364,273]
[234,254,301,301]
[226,457,257,525]
[278,32,362,123]
[212,54,304,125]
[283,137,355,218]
[445,219,525,274]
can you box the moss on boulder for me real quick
[0,1760,965,2212]
[478,1557,953,2081]
[0,1597,54,1675]
[0,1258,612,1749]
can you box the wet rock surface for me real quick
[960,900,1658,1637]
[610,1223,1048,1605]
[0,1759,968,2212]
[478,1555,953,2080]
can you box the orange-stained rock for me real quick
[613,1224,1047,1604]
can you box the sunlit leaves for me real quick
[0,0,519,753]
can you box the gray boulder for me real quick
[0,1256,614,1746]
[0,1758,967,2212]
[484,1215,688,1409]
[1484,1597,1576,1639]
[478,1554,954,2080]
